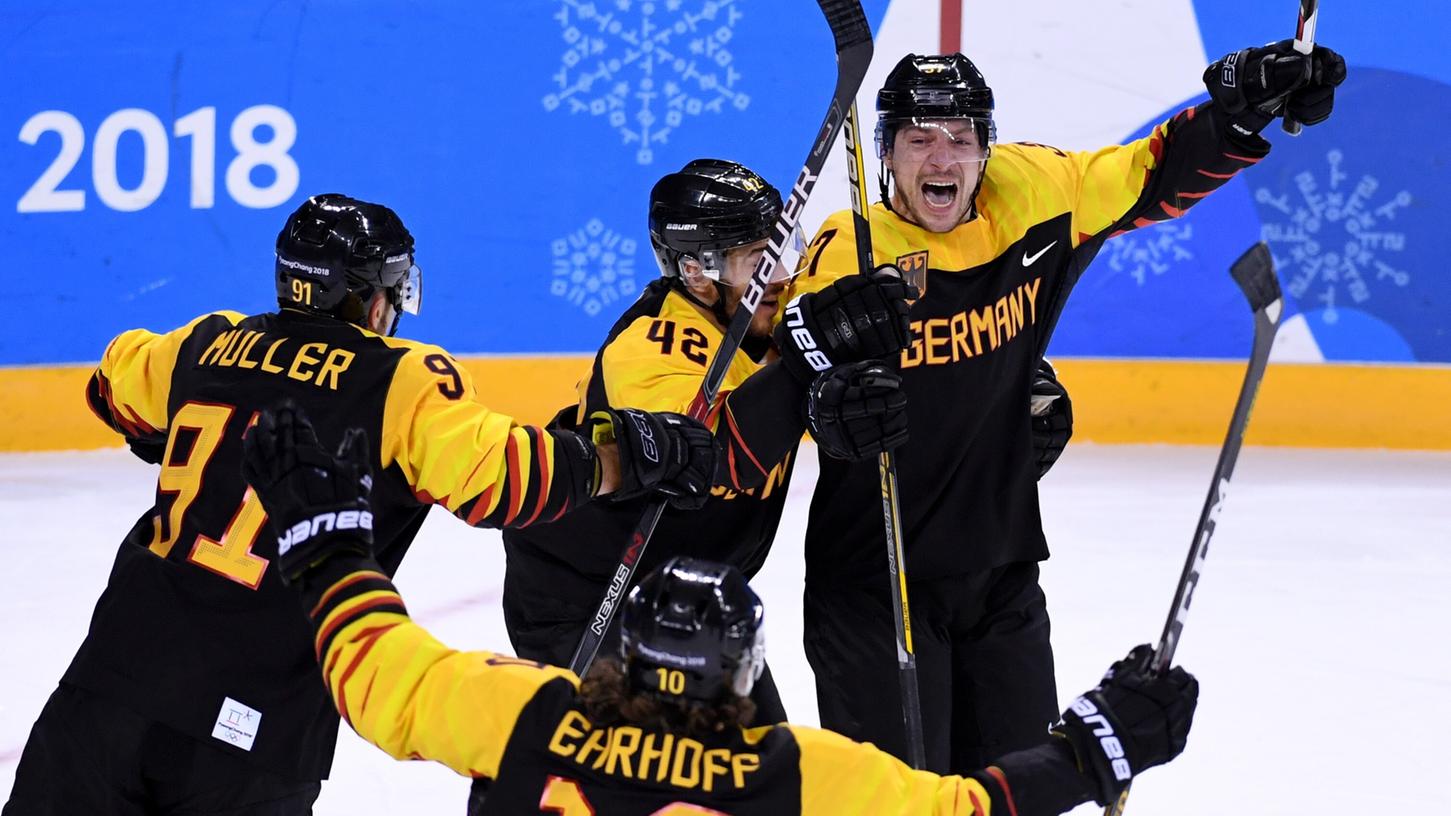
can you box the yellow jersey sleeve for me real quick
[790,724,999,815]
[86,311,245,439]
[307,564,578,779]
[380,346,598,527]
[595,299,759,431]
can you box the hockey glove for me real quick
[594,408,719,511]
[774,268,917,385]
[241,402,375,587]
[806,361,909,461]
[1031,359,1073,480]
[1204,40,1347,139]
[125,434,168,465]
[1051,645,1199,806]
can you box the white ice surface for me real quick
[2,443,1449,814]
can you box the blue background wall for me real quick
[3,0,1445,365]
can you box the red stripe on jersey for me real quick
[464,483,498,527]
[314,595,405,661]
[502,433,524,526]
[310,571,391,619]
[334,623,400,726]
[1159,200,1186,218]
[986,766,1020,816]
[725,405,768,480]
[967,789,986,815]
[1178,189,1212,199]
[521,429,552,527]
[1223,151,1262,164]
[1197,168,1237,180]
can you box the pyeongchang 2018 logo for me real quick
[1257,149,1413,324]
[544,0,751,165]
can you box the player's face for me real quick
[719,239,781,337]
[887,119,988,233]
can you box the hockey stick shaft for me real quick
[1282,0,1319,136]
[844,100,928,769]
[1107,242,1283,816]
[567,0,874,678]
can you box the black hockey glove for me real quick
[595,408,719,511]
[241,402,374,587]
[1204,40,1347,140]
[806,361,909,461]
[125,434,168,465]
[774,268,917,385]
[1031,360,1073,480]
[1051,645,1199,807]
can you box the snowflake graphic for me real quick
[1106,222,1195,286]
[544,0,750,165]
[1257,150,1413,324]
[551,218,641,316]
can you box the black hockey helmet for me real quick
[619,557,766,703]
[876,53,996,156]
[648,159,784,284]
[275,193,422,336]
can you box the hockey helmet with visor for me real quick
[619,556,767,702]
[275,193,422,336]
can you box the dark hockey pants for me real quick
[4,683,321,816]
[804,560,1059,774]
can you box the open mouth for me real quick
[921,181,958,210]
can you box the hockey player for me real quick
[240,401,1201,815]
[500,159,914,725]
[783,44,1345,773]
[2,194,717,815]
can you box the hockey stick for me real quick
[567,0,875,678]
[1106,242,1284,816]
[843,101,928,769]
[1282,0,1320,136]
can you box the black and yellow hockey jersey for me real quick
[66,309,601,780]
[503,279,805,605]
[790,103,1267,581]
[305,557,1029,815]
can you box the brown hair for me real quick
[579,658,756,740]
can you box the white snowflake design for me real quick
[551,218,641,317]
[1258,150,1413,324]
[544,0,750,165]
[1106,222,1195,286]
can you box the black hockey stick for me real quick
[567,0,875,678]
[1282,0,1320,136]
[1106,242,1283,816]
[843,101,927,769]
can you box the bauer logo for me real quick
[543,0,751,165]
[277,510,373,556]
[551,218,640,317]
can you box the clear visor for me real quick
[699,224,806,287]
[877,117,996,165]
[398,263,422,315]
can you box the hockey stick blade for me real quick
[566,0,874,679]
[1229,241,1284,319]
[1108,244,1282,816]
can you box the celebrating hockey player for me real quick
[3,194,717,815]
[500,159,913,721]
[240,401,1201,815]
[784,43,1345,772]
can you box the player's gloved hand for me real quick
[595,409,719,510]
[1204,40,1347,139]
[1051,645,1199,806]
[806,361,908,461]
[241,402,375,587]
[774,267,917,385]
[125,434,168,465]
[1031,359,1073,480]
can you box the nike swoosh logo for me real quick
[1022,240,1058,267]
